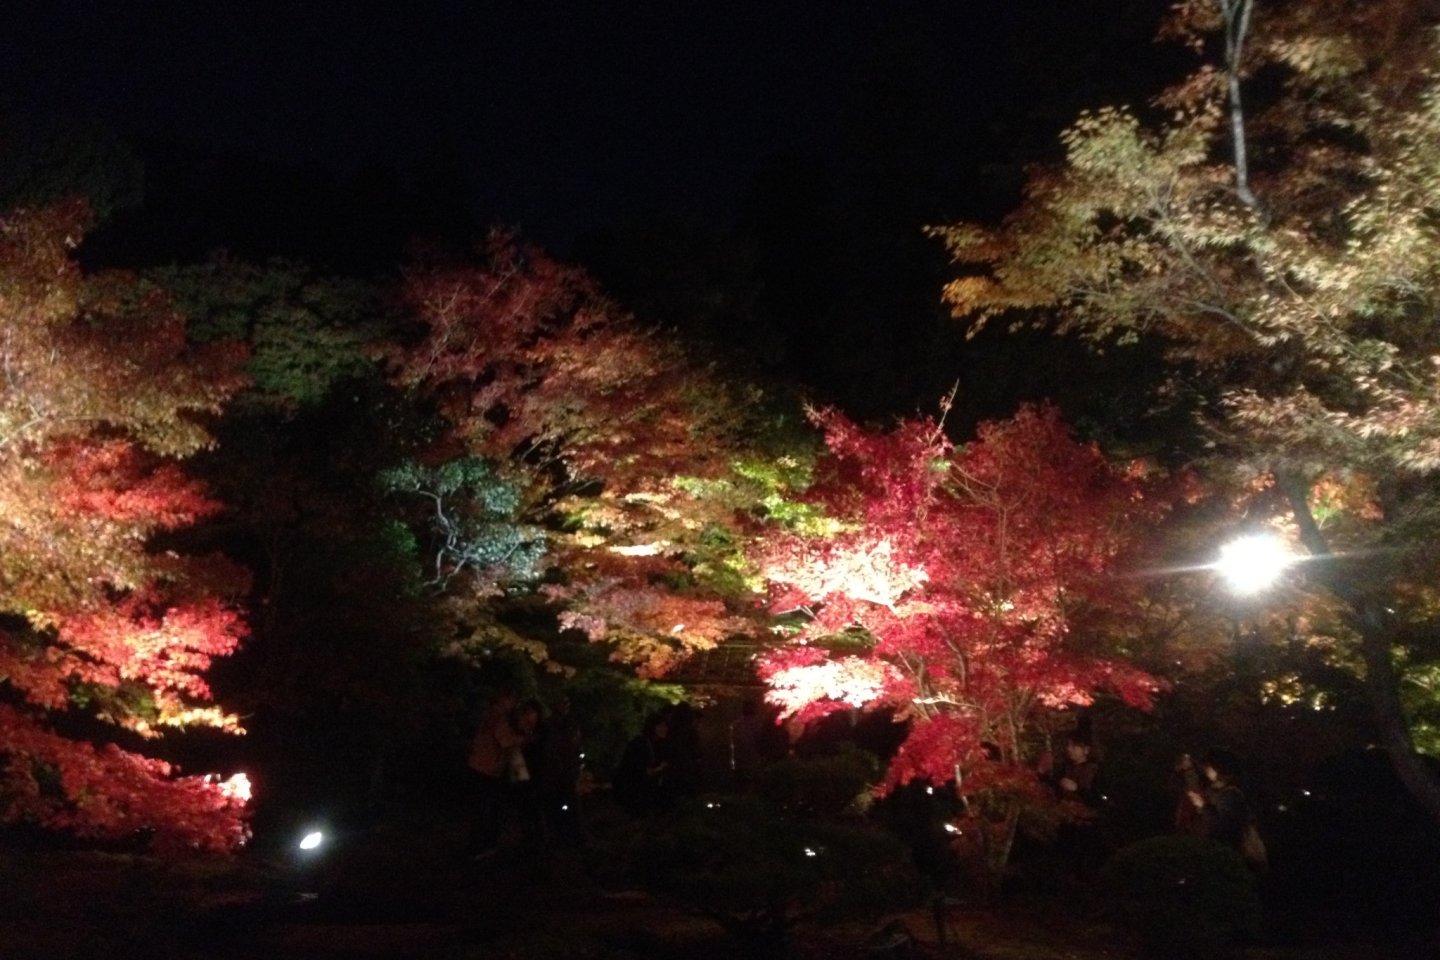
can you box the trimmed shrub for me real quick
[1101,834,1261,959]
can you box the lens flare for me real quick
[1216,534,1293,594]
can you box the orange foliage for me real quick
[0,204,250,851]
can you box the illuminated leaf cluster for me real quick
[385,233,771,675]
[0,204,250,851]
[756,403,1165,807]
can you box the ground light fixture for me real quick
[1215,533,1295,595]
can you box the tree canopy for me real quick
[755,401,1167,871]
[0,203,250,851]
[931,0,1440,820]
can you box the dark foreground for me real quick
[0,810,1430,960]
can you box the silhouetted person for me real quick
[1187,747,1248,849]
[1050,733,1102,809]
[730,698,764,787]
[614,711,669,815]
[661,702,702,798]
[1043,732,1106,883]
[509,699,544,851]
[466,687,521,858]
[537,693,584,845]
[1171,752,1204,834]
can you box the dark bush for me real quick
[1101,834,1261,960]
[753,742,879,817]
[597,793,922,955]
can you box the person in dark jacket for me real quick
[537,693,584,845]
[465,687,521,858]
[1047,732,1106,881]
[1187,747,1249,848]
[1051,733,1103,809]
[614,711,669,815]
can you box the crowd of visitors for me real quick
[465,688,588,859]
[464,692,717,857]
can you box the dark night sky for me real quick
[2,1,1181,253]
[2,0,1189,419]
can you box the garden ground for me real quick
[1,806,1427,960]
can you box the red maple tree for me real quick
[0,202,251,852]
[755,402,1165,869]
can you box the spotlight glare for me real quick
[1216,534,1294,594]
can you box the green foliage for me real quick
[379,456,546,587]
[0,117,143,225]
[156,257,381,406]
[1102,835,1262,960]
[730,453,836,534]
[1401,658,1440,758]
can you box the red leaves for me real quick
[391,232,742,495]
[48,439,223,528]
[0,706,250,854]
[388,234,763,677]
[57,598,247,710]
[756,402,1166,804]
[0,205,250,852]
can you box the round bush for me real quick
[1100,834,1261,959]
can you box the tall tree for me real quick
[931,0,1440,819]
[156,255,450,807]
[0,202,250,852]
[754,403,1164,874]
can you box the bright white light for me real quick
[207,772,253,803]
[298,831,324,851]
[804,847,817,857]
[943,823,959,834]
[925,786,934,795]
[220,772,252,803]
[610,542,666,557]
[1216,534,1293,594]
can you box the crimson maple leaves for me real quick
[0,204,250,852]
[757,403,1164,811]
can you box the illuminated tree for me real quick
[385,232,770,678]
[931,0,1440,818]
[0,202,250,851]
[755,402,1164,873]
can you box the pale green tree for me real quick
[931,0,1440,819]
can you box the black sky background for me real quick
[2,1,1184,248]
[2,0,1188,419]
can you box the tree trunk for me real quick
[1222,0,1260,210]
[1277,471,1440,824]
